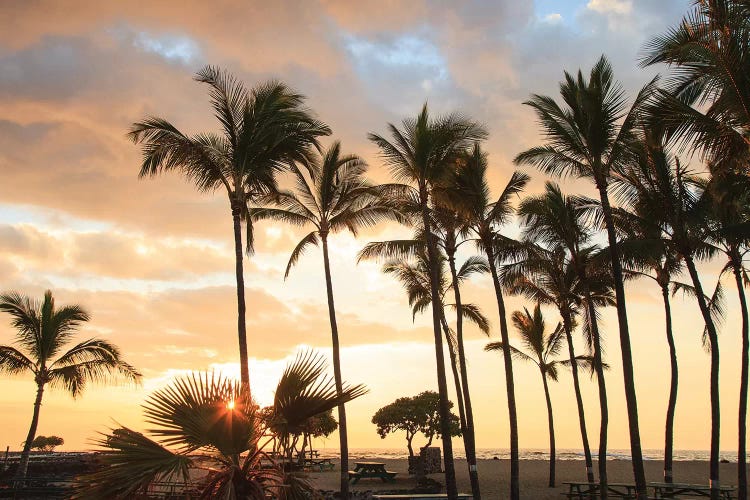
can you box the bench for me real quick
[372,495,472,499]
[563,481,641,499]
[348,469,397,484]
[304,458,335,472]
[649,482,735,499]
[0,478,74,499]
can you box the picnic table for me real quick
[348,461,397,484]
[304,457,335,472]
[0,477,74,498]
[372,495,472,499]
[649,482,735,499]
[563,481,639,499]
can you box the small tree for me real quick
[30,436,64,452]
[297,410,338,458]
[372,391,461,457]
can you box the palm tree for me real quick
[75,351,366,499]
[359,207,484,498]
[514,57,655,498]
[368,103,487,498]
[486,304,599,488]
[498,241,596,483]
[251,141,400,496]
[641,0,750,170]
[614,130,722,496]
[128,66,330,386]
[515,182,615,495]
[445,143,529,499]
[0,290,141,480]
[703,171,750,497]
[381,249,490,441]
[615,208,684,485]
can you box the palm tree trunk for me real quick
[731,259,748,500]
[485,243,520,500]
[15,383,45,480]
[683,253,721,500]
[419,199,458,499]
[321,233,350,497]
[440,315,468,433]
[596,183,647,499]
[542,372,556,487]
[231,201,250,387]
[448,255,482,499]
[582,288,608,500]
[562,313,596,483]
[660,284,678,484]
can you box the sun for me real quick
[226,400,235,411]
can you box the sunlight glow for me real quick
[226,399,235,410]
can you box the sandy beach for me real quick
[309,459,745,499]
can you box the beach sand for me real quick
[309,458,745,499]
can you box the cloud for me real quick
[587,0,632,15]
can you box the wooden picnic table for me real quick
[304,457,335,472]
[372,495,472,499]
[349,462,397,484]
[649,482,735,499]
[563,481,639,499]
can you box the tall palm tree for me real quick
[359,207,484,497]
[486,304,598,488]
[614,130,722,497]
[251,141,400,496]
[381,249,490,440]
[498,241,596,483]
[368,104,487,499]
[515,182,615,495]
[129,66,330,386]
[75,351,366,499]
[0,290,141,480]
[445,143,529,499]
[641,0,750,170]
[704,171,750,497]
[615,209,684,485]
[514,57,655,498]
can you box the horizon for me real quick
[1,0,747,462]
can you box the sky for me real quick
[1,0,745,457]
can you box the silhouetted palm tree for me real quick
[704,171,750,497]
[486,304,598,488]
[359,207,484,497]
[615,205,684,485]
[0,290,141,480]
[515,182,614,493]
[445,143,529,499]
[368,104,487,498]
[615,130,722,496]
[515,57,655,498]
[75,351,366,499]
[498,241,596,483]
[382,248,490,442]
[251,141,400,495]
[641,0,750,171]
[129,66,330,386]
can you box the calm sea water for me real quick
[315,448,742,462]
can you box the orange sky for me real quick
[2,0,743,456]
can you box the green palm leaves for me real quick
[0,291,140,392]
[0,290,141,480]
[642,0,750,166]
[130,66,331,386]
[269,350,367,439]
[76,350,365,499]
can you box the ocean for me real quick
[314,448,742,462]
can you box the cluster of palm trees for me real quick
[122,2,750,499]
